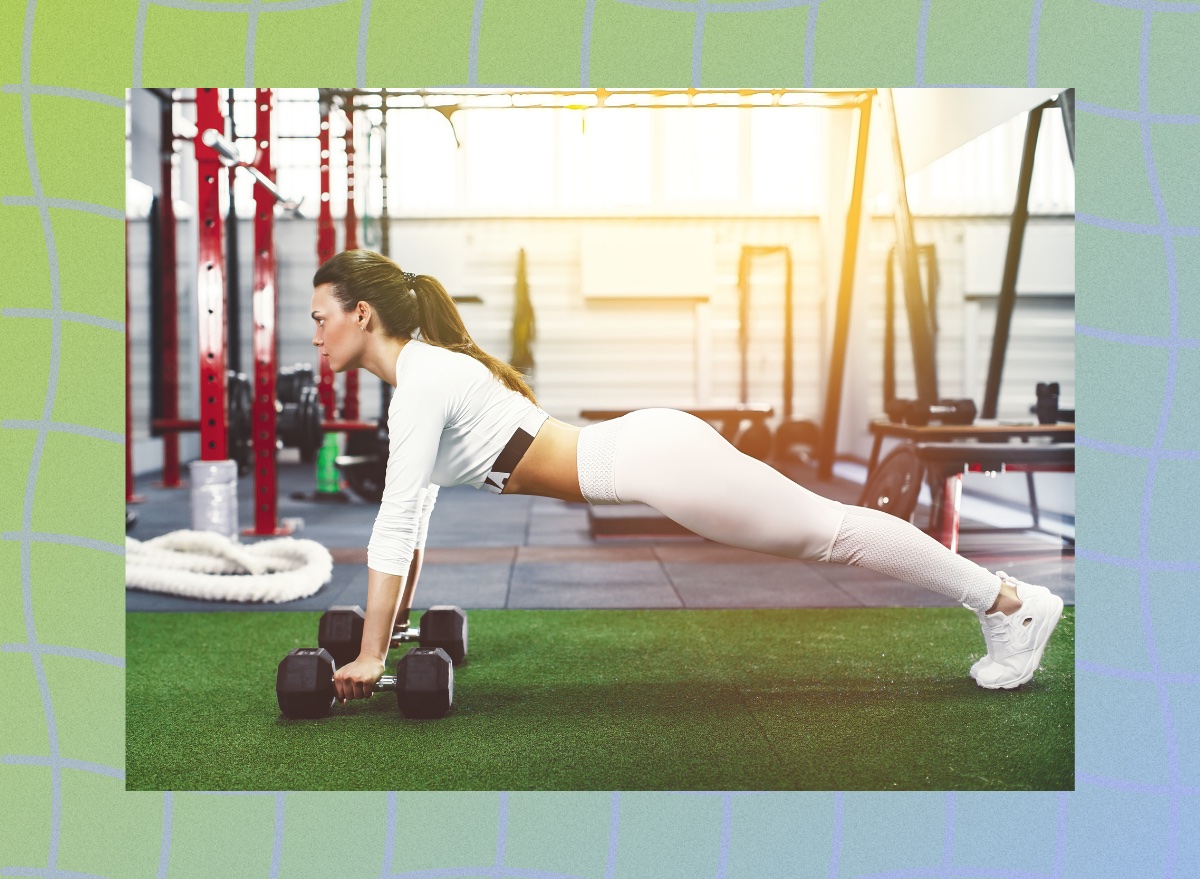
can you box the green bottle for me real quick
[316,431,341,494]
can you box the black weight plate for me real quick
[276,648,337,719]
[394,648,453,719]
[734,422,773,460]
[775,419,819,453]
[317,606,366,669]
[858,445,924,521]
[339,427,388,503]
[297,386,323,464]
[417,606,468,665]
[226,370,253,476]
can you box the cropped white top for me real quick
[367,339,549,576]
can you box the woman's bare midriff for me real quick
[502,417,586,503]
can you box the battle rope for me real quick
[125,530,333,603]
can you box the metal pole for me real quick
[883,249,895,409]
[379,109,390,258]
[378,108,393,416]
[737,247,749,405]
[982,104,1043,419]
[817,94,872,480]
[125,218,143,503]
[783,247,793,421]
[1057,89,1074,166]
[194,88,229,461]
[882,88,939,405]
[225,89,241,376]
[158,95,182,486]
[342,102,360,421]
[248,88,290,536]
[316,93,337,420]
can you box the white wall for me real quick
[127,211,1074,519]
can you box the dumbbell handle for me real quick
[389,626,420,646]
[334,672,396,695]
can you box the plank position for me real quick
[311,250,1063,704]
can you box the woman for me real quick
[312,249,1063,704]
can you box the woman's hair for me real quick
[313,249,537,404]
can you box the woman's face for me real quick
[310,283,361,372]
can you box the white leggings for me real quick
[576,408,1001,613]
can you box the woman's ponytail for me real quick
[412,275,538,404]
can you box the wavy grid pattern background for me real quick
[0,0,1195,876]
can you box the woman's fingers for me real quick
[334,670,347,703]
[334,665,377,702]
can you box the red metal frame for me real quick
[247,89,291,536]
[322,420,376,433]
[934,462,1075,551]
[935,474,963,554]
[195,88,229,461]
[158,95,183,487]
[125,219,144,503]
[342,104,360,421]
[316,105,337,419]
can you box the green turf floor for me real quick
[126,607,1074,791]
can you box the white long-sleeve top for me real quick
[367,339,549,576]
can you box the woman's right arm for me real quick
[333,566,406,702]
[336,381,447,701]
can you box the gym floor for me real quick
[125,455,1075,791]
[126,455,1075,614]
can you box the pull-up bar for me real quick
[199,128,303,213]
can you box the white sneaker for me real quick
[974,573,1064,690]
[967,576,1003,680]
[969,652,990,681]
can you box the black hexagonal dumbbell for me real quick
[317,605,468,668]
[276,646,454,720]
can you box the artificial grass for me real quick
[126,607,1074,791]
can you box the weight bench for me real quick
[915,442,1075,552]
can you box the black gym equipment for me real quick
[858,444,924,521]
[736,244,822,465]
[276,364,323,463]
[334,422,389,502]
[981,93,1074,420]
[318,605,469,667]
[879,108,979,432]
[1033,382,1073,425]
[733,421,773,460]
[885,398,977,428]
[276,646,454,720]
[226,370,253,476]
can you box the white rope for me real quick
[125,530,334,603]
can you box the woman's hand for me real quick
[333,656,387,703]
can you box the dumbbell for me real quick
[886,398,977,427]
[318,605,468,668]
[276,646,453,720]
[1033,382,1061,424]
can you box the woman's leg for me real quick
[599,409,1002,613]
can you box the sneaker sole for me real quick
[976,594,1065,690]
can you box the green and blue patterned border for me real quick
[2,1,1197,876]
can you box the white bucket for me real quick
[189,459,239,539]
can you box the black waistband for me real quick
[483,427,536,493]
